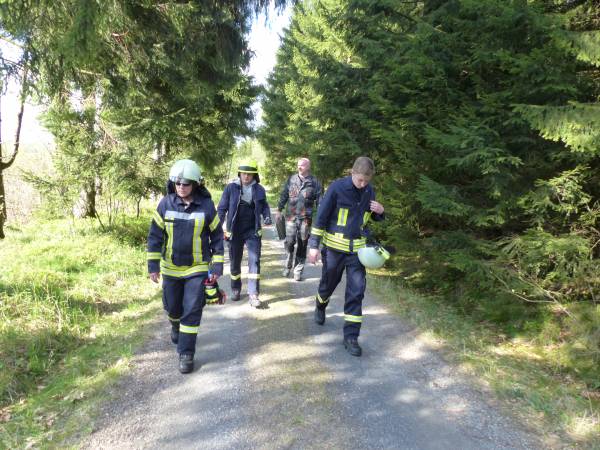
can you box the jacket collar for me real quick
[173,192,202,206]
[295,173,315,183]
[343,175,369,193]
[234,178,256,188]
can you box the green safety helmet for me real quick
[238,159,258,174]
[169,159,202,183]
[357,245,390,269]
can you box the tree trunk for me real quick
[72,90,99,219]
[0,169,6,239]
[72,183,97,218]
[0,63,28,239]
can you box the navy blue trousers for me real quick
[316,247,366,338]
[229,235,262,295]
[162,274,206,355]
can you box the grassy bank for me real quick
[0,216,161,448]
[370,274,599,449]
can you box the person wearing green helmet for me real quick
[307,156,385,357]
[217,159,272,308]
[147,159,225,374]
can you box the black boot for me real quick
[231,289,241,302]
[314,305,325,325]
[343,337,362,357]
[179,353,194,374]
[170,326,179,344]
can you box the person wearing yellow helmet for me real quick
[217,159,272,308]
[307,156,386,357]
[147,159,224,373]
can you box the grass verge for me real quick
[369,275,599,449]
[0,216,161,449]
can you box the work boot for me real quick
[282,268,290,277]
[343,337,362,357]
[231,289,241,302]
[249,294,262,308]
[293,272,303,282]
[179,353,194,374]
[170,326,179,344]
[314,305,325,325]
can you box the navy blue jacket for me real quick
[147,191,224,278]
[309,176,384,253]
[217,180,272,239]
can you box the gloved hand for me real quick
[263,216,272,226]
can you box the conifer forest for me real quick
[0,0,599,445]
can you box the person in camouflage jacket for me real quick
[276,158,322,281]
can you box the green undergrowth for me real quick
[0,216,161,448]
[370,272,600,449]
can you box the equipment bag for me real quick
[275,214,286,240]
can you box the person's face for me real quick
[351,172,371,189]
[175,179,193,198]
[240,172,254,185]
[297,159,310,177]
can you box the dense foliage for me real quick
[260,0,600,381]
[0,0,290,225]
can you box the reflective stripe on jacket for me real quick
[147,192,224,278]
[308,176,384,253]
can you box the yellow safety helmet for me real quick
[238,159,258,174]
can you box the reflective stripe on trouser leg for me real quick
[246,235,261,295]
[162,277,183,328]
[316,247,346,310]
[168,315,180,331]
[177,275,207,355]
[294,219,310,275]
[343,252,366,339]
[229,237,244,290]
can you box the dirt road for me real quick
[82,228,540,449]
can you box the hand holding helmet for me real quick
[204,277,227,305]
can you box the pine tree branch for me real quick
[490,270,573,318]
[546,0,589,13]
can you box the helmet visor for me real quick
[170,177,194,186]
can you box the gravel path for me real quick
[82,227,542,449]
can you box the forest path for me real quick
[82,227,541,449]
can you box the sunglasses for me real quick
[175,181,192,187]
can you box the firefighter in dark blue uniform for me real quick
[308,156,385,357]
[217,160,272,308]
[147,159,224,374]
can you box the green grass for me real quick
[0,216,161,449]
[370,274,600,449]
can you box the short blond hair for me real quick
[352,156,375,176]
